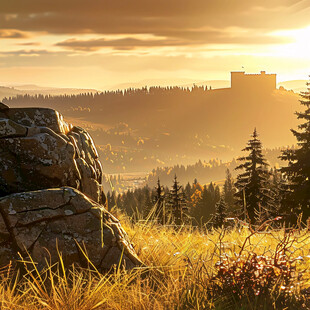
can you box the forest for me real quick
[103,81,310,228]
[1,84,310,310]
[3,84,300,174]
[108,141,288,227]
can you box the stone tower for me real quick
[231,71,276,91]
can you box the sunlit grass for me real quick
[1,212,310,309]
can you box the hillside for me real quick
[0,86,24,99]
[278,80,308,93]
[3,86,301,172]
[0,84,99,100]
[110,79,231,90]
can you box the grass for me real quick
[1,212,310,309]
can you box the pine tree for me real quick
[142,186,153,219]
[281,78,310,222]
[223,169,236,210]
[184,182,192,200]
[107,191,116,211]
[234,129,274,225]
[116,194,123,210]
[152,178,166,223]
[270,168,286,215]
[106,191,111,211]
[206,182,220,218]
[213,197,228,228]
[167,175,187,225]
[192,182,220,226]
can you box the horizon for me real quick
[1,1,310,89]
[0,72,308,92]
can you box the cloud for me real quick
[0,49,307,75]
[0,29,30,39]
[0,0,309,48]
[0,48,308,90]
[56,37,190,51]
[16,42,40,46]
[55,31,291,51]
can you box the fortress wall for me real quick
[231,71,276,91]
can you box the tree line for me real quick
[3,85,212,119]
[109,80,310,228]
[146,147,286,188]
[107,175,223,226]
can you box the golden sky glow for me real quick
[0,0,310,89]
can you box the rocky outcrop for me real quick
[0,187,142,271]
[0,104,142,271]
[0,102,9,111]
[0,107,105,205]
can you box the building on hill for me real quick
[231,71,276,92]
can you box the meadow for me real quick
[1,212,310,310]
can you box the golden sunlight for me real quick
[272,25,310,59]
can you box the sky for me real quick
[0,0,310,90]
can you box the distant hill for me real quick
[0,86,24,100]
[182,80,230,89]
[110,79,230,91]
[110,79,308,93]
[277,80,308,93]
[0,84,100,100]
[4,85,301,174]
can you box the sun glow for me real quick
[272,25,310,59]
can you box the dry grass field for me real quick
[1,213,310,310]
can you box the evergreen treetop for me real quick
[223,169,236,210]
[152,178,166,223]
[213,196,228,228]
[235,129,274,224]
[281,78,310,220]
[167,175,188,225]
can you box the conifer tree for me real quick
[191,183,220,226]
[116,194,123,210]
[107,191,116,211]
[152,178,166,223]
[205,182,220,217]
[235,129,274,224]
[281,79,310,221]
[269,168,286,215]
[213,197,228,228]
[167,175,187,225]
[142,186,153,218]
[223,169,236,210]
[184,182,192,200]
[106,191,111,210]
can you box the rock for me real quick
[0,102,9,111]
[0,119,28,138]
[0,107,72,134]
[0,104,142,271]
[0,106,106,205]
[0,187,142,271]
[0,132,80,194]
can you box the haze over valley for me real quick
[1,0,310,188]
[3,72,304,189]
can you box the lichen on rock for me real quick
[0,107,106,205]
[0,104,142,271]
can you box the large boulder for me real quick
[0,107,105,205]
[0,104,142,271]
[0,187,142,271]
